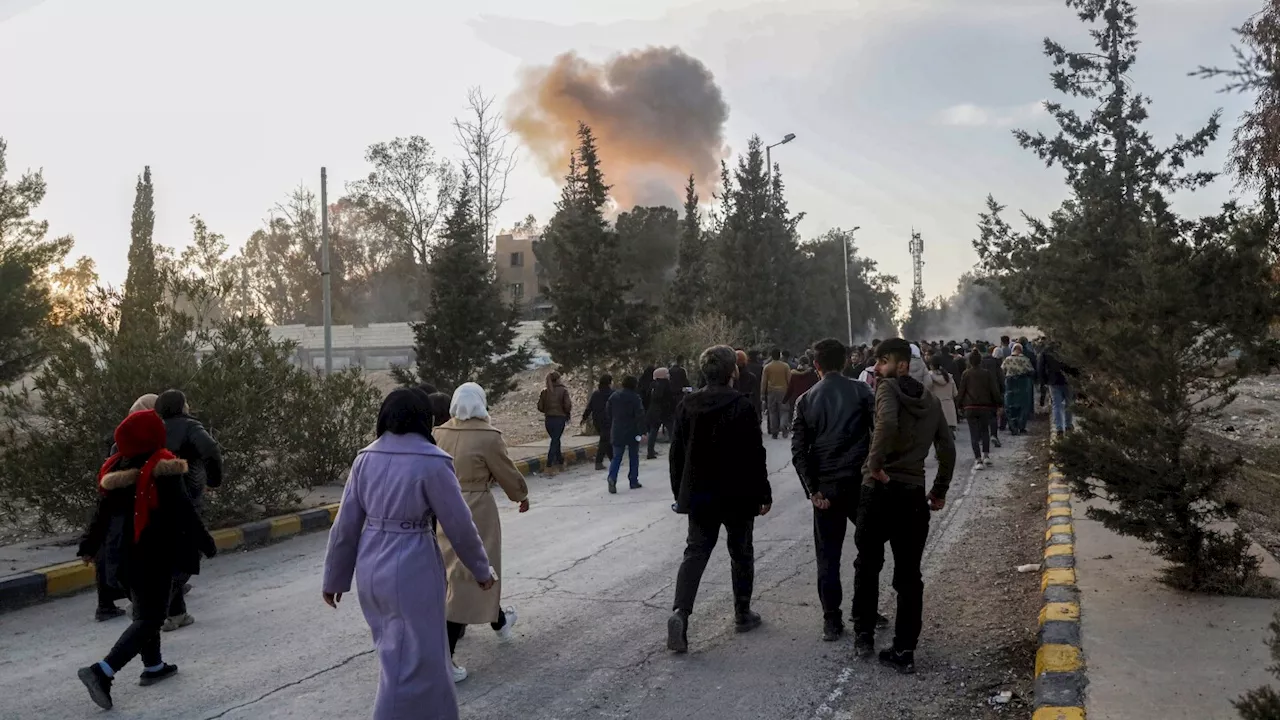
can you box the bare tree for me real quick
[348,136,458,269]
[453,87,517,251]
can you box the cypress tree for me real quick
[539,123,649,371]
[404,171,531,401]
[664,175,709,322]
[118,166,162,339]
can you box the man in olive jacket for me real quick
[853,338,956,674]
[667,345,772,654]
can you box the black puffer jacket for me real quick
[160,414,223,499]
[669,385,771,517]
[78,457,217,590]
[790,373,876,499]
[647,378,676,424]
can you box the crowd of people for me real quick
[74,331,1076,718]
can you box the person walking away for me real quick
[791,338,876,641]
[853,338,955,674]
[434,383,528,681]
[647,368,676,458]
[958,352,1003,469]
[93,394,159,623]
[153,389,223,633]
[638,363,656,413]
[1001,346,1035,436]
[667,345,772,653]
[926,358,958,436]
[784,357,819,411]
[981,347,1007,442]
[537,371,572,467]
[762,349,793,439]
[605,376,647,493]
[669,356,691,394]
[734,350,762,419]
[1037,345,1076,436]
[908,344,930,387]
[582,375,614,471]
[322,389,494,720]
[77,410,217,710]
[997,335,1012,359]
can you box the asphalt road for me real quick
[0,431,993,720]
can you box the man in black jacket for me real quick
[667,345,773,653]
[154,390,223,632]
[791,338,876,641]
[668,356,691,393]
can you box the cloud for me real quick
[938,100,1045,127]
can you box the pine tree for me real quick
[403,172,531,401]
[118,166,162,340]
[974,0,1280,592]
[665,175,710,322]
[538,123,650,371]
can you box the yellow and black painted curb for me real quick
[1033,465,1087,720]
[0,445,594,614]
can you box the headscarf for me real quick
[427,392,452,427]
[450,382,490,421]
[377,388,436,442]
[129,394,158,413]
[735,350,748,366]
[98,410,176,542]
[653,367,670,381]
[910,344,922,359]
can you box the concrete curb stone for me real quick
[1033,465,1088,720]
[0,445,592,613]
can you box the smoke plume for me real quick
[508,47,730,210]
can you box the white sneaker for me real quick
[495,606,518,643]
[983,454,993,466]
[451,662,468,683]
[975,459,985,470]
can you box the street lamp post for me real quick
[765,133,796,192]
[843,226,862,348]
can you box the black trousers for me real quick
[813,488,860,624]
[104,571,171,671]
[447,608,507,655]
[966,409,994,458]
[672,512,755,614]
[595,430,613,465]
[167,572,191,617]
[852,482,930,651]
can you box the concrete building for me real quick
[495,233,551,315]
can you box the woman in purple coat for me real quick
[323,389,494,720]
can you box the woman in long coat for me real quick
[926,357,959,434]
[434,383,530,680]
[323,389,493,720]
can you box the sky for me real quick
[0,0,1262,307]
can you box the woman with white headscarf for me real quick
[908,343,931,387]
[433,383,530,683]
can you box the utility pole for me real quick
[909,229,925,312]
[321,167,333,374]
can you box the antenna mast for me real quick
[909,229,925,310]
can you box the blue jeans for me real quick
[1050,385,1074,432]
[607,441,641,486]
[545,416,567,465]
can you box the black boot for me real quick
[78,664,113,710]
[854,633,876,659]
[822,618,845,642]
[139,663,179,686]
[734,599,762,633]
[667,610,689,653]
[879,648,916,674]
[95,606,126,622]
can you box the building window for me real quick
[510,252,524,267]
[510,283,524,302]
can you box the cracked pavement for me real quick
[0,431,995,720]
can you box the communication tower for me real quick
[909,229,925,309]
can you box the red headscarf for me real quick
[98,410,176,542]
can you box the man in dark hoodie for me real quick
[667,345,772,653]
[154,390,223,632]
[790,338,876,641]
[605,376,647,494]
[668,356,691,394]
[853,338,955,674]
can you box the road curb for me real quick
[1033,465,1087,720]
[0,444,594,614]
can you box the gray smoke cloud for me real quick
[508,47,730,210]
